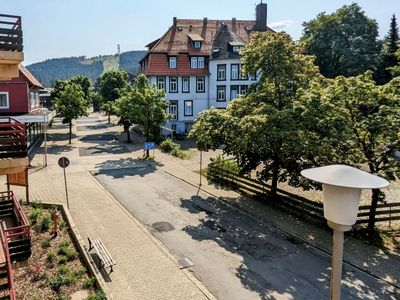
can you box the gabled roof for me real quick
[148,19,261,56]
[19,65,43,88]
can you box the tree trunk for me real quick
[271,162,279,199]
[367,189,381,233]
[68,120,72,144]
[126,125,131,143]
[108,113,111,124]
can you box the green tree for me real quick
[69,75,91,99]
[375,15,400,84]
[301,3,380,78]
[50,79,68,104]
[115,85,135,143]
[54,82,89,143]
[97,70,129,123]
[190,32,326,197]
[322,72,400,231]
[116,74,169,156]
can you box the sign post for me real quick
[144,142,156,158]
[58,157,70,209]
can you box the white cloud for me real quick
[267,20,294,31]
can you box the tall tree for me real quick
[116,74,169,156]
[190,32,328,197]
[69,75,91,100]
[54,83,89,143]
[375,14,400,84]
[301,3,380,78]
[97,70,129,123]
[321,73,400,231]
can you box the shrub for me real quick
[41,238,51,249]
[86,290,107,300]
[170,148,190,159]
[160,138,178,153]
[59,220,67,230]
[58,246,78,261]
[62,273,77,286]
[35,213,52,232]
[32,201,43,209]
[82,276,96,289]
[57,266,69,275]
[74,267,86,277]
[58,256,68,265]
[29,208,42,224]
[47,251,56,262]
[49,275,63,292]
[59,240,70,248]
[210,155,241,173]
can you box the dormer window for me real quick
[188,33,204,50]
[193,41,201,49]
[229,42,245,53]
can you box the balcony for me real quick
[0,14,24,80]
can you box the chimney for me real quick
[173,17,177,27]
[203,17,208,24]
[232,17,237,33]
[255,2,267,31]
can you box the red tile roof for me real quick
[146,53,209,76]
[19,65,43,88]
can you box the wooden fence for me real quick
[208,163,400,226]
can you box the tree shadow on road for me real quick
[91,158,163,179]
[180,196,399,300]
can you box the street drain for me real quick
[152,222,175,232]
[178,257,194,269]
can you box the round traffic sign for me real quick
[58,157,70,168]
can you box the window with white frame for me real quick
[182,77,190,93]
[231,64,240,80]
[0,92,9,109]
[217,64,226,81]
[198,57,204,69]
[169,101,178,120]
[193,41,201,49]
[240,85,248,95]
[196,77,205,92]
[217,86,226,102]
[191,57,205,69]
[230,85,239,100]
[169,56,177,69]
[169,77,178,93]
[184,100,193,116]
[185,122,193,133]
[157,77,166,90]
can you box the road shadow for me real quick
[180,196,399,299]
[79,145,130,156]
[48,132,76,142]
[34,145,74,155]
[92,158,163,179]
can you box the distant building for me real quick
[139,2,273,135]
[39,87,53,109]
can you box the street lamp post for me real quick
[39,108,49,167]
[301,165,389,300]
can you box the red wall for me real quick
[0,74,30,114]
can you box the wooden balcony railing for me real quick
[0,117,27,159]
[0,14,23,52]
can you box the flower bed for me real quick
[13,202,105,300]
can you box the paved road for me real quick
[93,167,399,300]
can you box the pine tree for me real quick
[375,14,399,84]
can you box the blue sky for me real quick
[2,0,399,65]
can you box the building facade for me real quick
[139,3,272,135]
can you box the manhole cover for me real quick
[152,222,175,232]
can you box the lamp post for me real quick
[301,165,389,300]
[38,108,49,167]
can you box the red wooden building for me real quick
[0,64,43,116]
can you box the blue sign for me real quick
[144,142,155,150]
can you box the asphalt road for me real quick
[93,166,399,300]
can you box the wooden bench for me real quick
[88,236,115,273]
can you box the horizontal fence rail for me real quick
[208,164,400,226]
[0,117,27,159]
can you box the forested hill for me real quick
[27,50,147,87]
